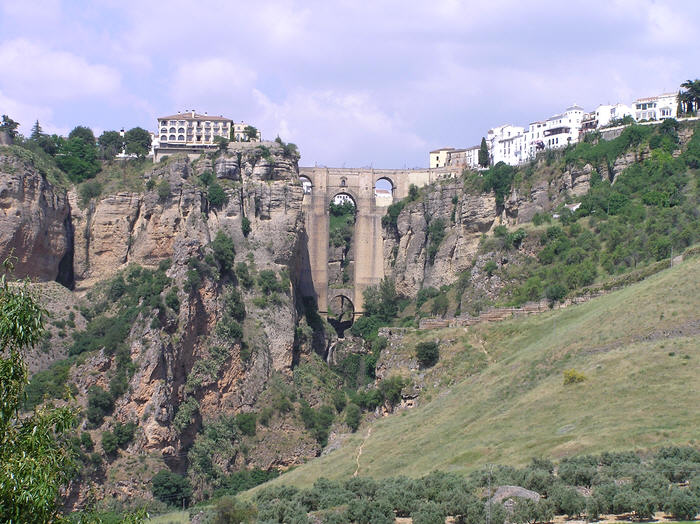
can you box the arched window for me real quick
[178,135,184,141]
[160,135,167,141]
[341,178,347,187]
[169,127,176,133]
[169,135,176,140]
[178,127,184,133]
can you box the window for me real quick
[169,135,175,140]
[178,135,184,141]
[160,135,167,141]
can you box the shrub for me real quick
[379,376,407,407]
[87,386,114,425]
[212,230,236,275]
[113,421,137,448]
[157,179,170,201]
[241,216,251,237]
[665,487,700,520]
[165,289,179,313]
[151,470,192,507]
[235,412,257,436]
[416,341,439,368]
[101,431,118,457]
[78,180,102,206]
[484,260,497,277]
[430,294,449,316]
[212,496,257,524]
[235,262,254,288]
[80,432,94,452]
[208,182,228,208]
[332,390,347,413]
[199,170,214,186]
[563,369,587,385]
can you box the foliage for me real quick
[79,179,103,206]
[427,218,446,264]
[243,125,259,141]
[362,278,399,323]
[98,130,123,160]
[0,259,77,522]
[345,403,361,432]
[478,137,490,167]
[235,262,254,289]
[563,368,587,385]
[212,230,236,275]
[416,341,439,368]
[151,470,192,507]
[379,376,408,407]
[0,114,20,139]
[241,216,251,237]
[24,357,77,409]
[298,401,335,446]
[157,179,170,200]
[214,469,280,498]
[258,269,286,295]
[173,397,199,432]
[329,200,356,251]
[56,136,100,182]
[381,200,405,232]
[124,127,152,158]
[87,386,114,425]
[235,412,257,436]
[208,182,228,208]
[481,162,516,207]
[212,496,257,524]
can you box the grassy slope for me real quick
[254,255,700,490]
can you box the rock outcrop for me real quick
[0,148,72,285]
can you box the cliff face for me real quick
[0,148,72,285]
[383,164,594,295]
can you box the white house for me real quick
[595,103,635,127]
[487,124,525,166]
[633,93,678,121]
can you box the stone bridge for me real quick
[298,166,459,319]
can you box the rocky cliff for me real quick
[0,147,73,285]
[382,161,594,296]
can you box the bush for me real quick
[157,179,170,201]
[241,216,251,237]
[235,412,257,436]
[332,390,347,413]
[212,496,257,524]
[665,487,700,520]
[151,470,192,507]
[208,182,228,208]
[212,230,236,275]
[87,386,114,425]
[416,341,439,368]
[78,180,102,206]
[379,376,407,407]
[165,289,179,313]
[235,262,254,288]
[101,431,118,457]
[563,368,587,385]
[345,403,361,431]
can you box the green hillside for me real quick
[256,255,700,490]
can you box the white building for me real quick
[487,124,526,166]
[232,121,261,142]
[633,93,678,121]
[158,111,232,146]
[594,103,635,127]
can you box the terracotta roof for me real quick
[429,147,455,153]
[158,112,232,122]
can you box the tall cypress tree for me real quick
[30,120,43,140]
[478,137,489,168]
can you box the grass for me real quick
[248,256,700,492]
[146,510,190,523]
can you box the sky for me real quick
[1,0,699,168]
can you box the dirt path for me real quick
[353,427,372,477]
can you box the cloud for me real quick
[0,89,66,136]
[0,39,121,101]
[254,88,426,167]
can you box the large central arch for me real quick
[298,165,461,316]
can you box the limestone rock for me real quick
[0,151,72,283]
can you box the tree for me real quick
[151,469,192,507]
[415,341,439,368]
[243,125,259,141]
[0,258,77,522]
[679,79,700,115]
[98,130,124,160]
[124,127,152,158]
[68,125,96,145]
[345,403,361,431]
[56,136,100,182]
[0,115,20,139]
[212,230,236,275]
[208,182,228,208]
[478,136,490,167]
[30,120,43,140]
[214,135,230,151]
[213,496,257,524]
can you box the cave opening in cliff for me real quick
[328,294,354,338]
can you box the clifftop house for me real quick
[153,111,259,161]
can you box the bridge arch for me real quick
[299,175,313,195]
[328,294,355,338]
[330,190,358,208]
[374,177,394,205]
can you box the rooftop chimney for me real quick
[191,110,195,118]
